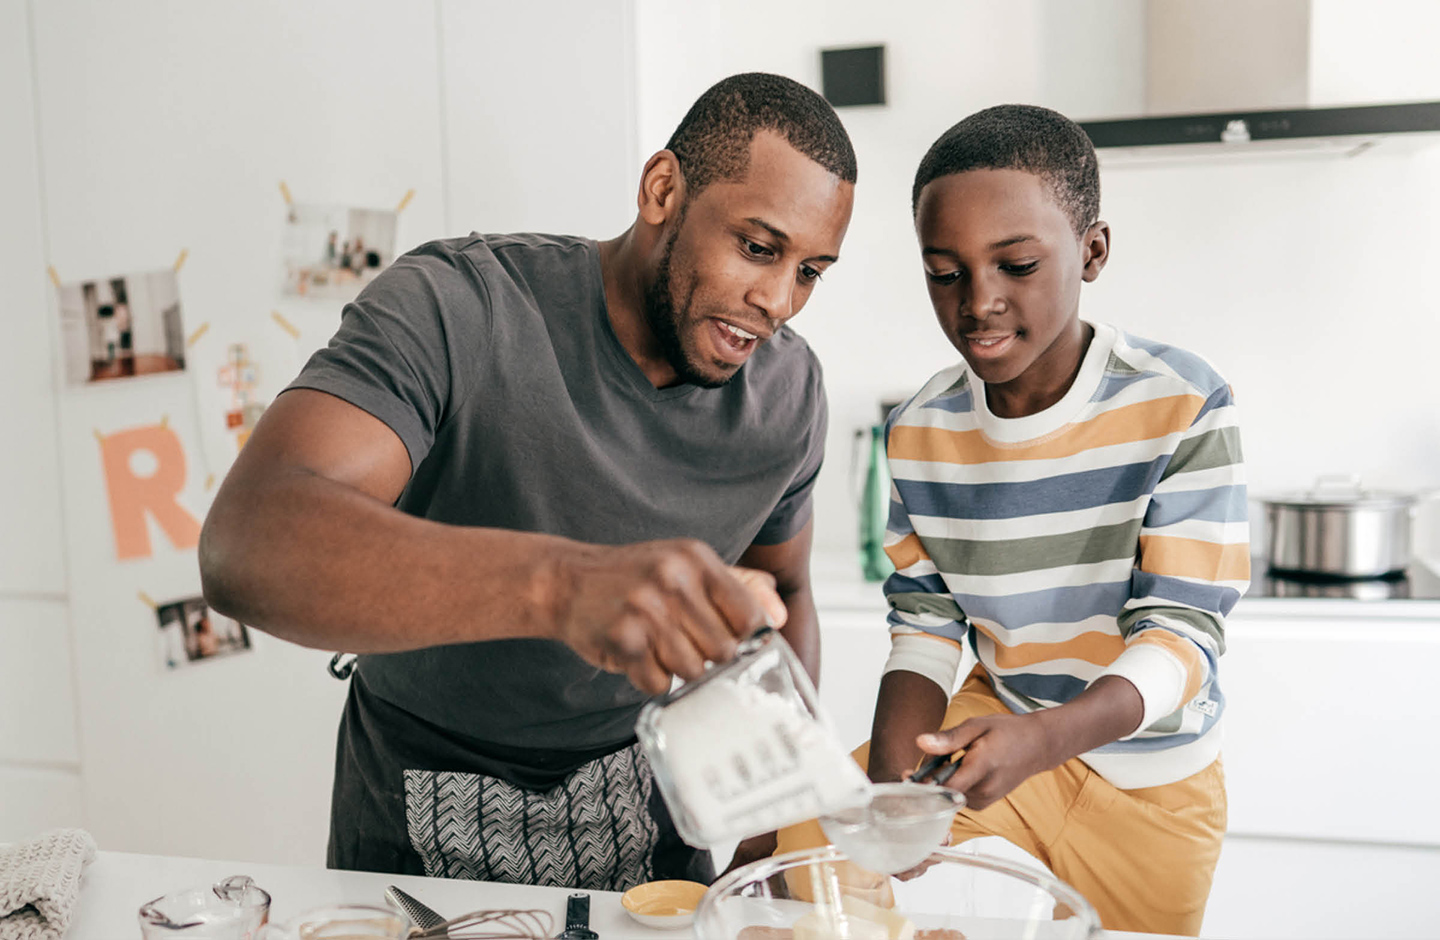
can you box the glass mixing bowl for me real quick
[695,845,1100,940]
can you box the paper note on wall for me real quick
[98,423,202,560]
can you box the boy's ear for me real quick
[1080,221,1111,282]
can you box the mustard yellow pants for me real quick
[777,670,1227,937]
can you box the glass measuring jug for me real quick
[636,627,872,847]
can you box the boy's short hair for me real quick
[665,72,858,196]
[911,104,1099,235]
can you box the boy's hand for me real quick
[913,674,1144,810]
[914,712,1059,810]
[723,830,778,876]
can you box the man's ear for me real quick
[638,150,685,227]
[1081,221,1111,282]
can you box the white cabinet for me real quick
[1222,605,1440,846]
[816,605,892,751]
[1204,834,1440,940]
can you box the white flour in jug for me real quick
[650,670,872,845]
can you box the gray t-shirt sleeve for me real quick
[751,357,828,545]
[284,243,489,472]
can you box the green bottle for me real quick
[859,423,895,582]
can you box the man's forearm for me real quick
[200,466,566,652]
[778,585,820,683]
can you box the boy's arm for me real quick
[869,670,948,782]
[869,461,970,781]
[1094,381,1249,735]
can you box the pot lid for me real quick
[1263,476,1416,510]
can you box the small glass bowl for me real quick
[818,781,964,875]
[258,905,409,940]
[695,844,1100,940]
[137,874,271,940]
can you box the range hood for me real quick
[1082,101,1440,164]
[1078,0,1440,165]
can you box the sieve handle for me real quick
[911,751,962,786]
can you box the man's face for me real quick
[645,132,854,388]
[915,168,1101,396]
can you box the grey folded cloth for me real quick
[0,829,97,940]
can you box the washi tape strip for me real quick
[395,188,416,213]
[271,310,300,340]
[186,322,210,347]
[138,591,158,610]
[279,180,293,205]
[47,266,61,289]
[173,248,189,272]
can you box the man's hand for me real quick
[550,539,786,694]
[728,566,789,628]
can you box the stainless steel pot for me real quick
[1263,476,1416,578]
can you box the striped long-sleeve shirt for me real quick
[881,322,1249,789]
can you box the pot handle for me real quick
[1309,473,1364,498]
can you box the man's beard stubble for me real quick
[642,212,733,390]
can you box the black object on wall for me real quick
[1079,101,1440,157]
[821,45,885,108]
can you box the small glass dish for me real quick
[636,628,872,847]
[819,781,965,875]
[137,874,271,940]
[258,905,410,940]
[620,880,708,930]
[695,845,1101,940]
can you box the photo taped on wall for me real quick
[156,596,252,670]
[280,202,398,302]
[57,269,188,386]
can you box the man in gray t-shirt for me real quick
[201,72,856,888]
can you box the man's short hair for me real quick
[911,104,1100,234]
[665,72,858,195]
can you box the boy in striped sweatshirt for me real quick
[779,105,1249,935]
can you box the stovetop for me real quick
[1245,558,1440,601]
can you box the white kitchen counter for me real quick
[68,850,1172,939]
[809,551,1440,621]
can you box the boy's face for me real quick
[915,168,1108,407]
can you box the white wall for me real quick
[635,0,1440,567]
[7,0,1439,875]
[635,0,1150,560]
[439,0,639,237]
[1309,0,1440,105]
[9,0,638,865]
[0,0,82,843]
[30,0,453,864]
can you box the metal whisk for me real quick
[407,908,553,939]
